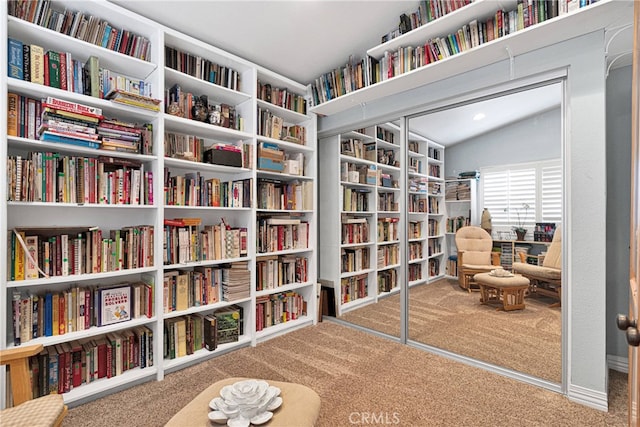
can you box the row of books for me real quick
[163,268,220,313]
[341,247,370,273]
[428,218,441,235]
[409,194,428,214]
[256,107,307,145]
[340,274,368,304]
[446,215,470,233]
[256,217,310,254]
[11,281,153,345]
[165,46,240,92]
[8,226,154,281]
[409,263,424,282]
[8,0,152,61]
[26,326,154,398]
[382,1,473,43]
[255,291,307,332]
[377,268,398,293]
[377,244,400,269]
[409,241,424,261]
[256,178,313,211]
[409,221,423,239]
[163,305,243,360]
[7,93,154,154]
[310,0,584,106]
[343,187,370,212]
[341,217,369,245]
[377,217,400,242]
[427,239,442,256]
[163,171,252,208]
[7,40,156,104]
[255,255,309,291]
[163,219,248,265]
[257,80,307,115]
[7,152,153,205]
[378,192,398,212]
[341,138,376,162]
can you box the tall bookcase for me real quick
[425,140,445,281]
[319,124,446,315]
[319,124,399,315]
[1,0,316,407]
[444,178,479,278]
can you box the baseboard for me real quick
[607,354,629,373]
[567,383,609,412]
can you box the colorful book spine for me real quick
[8,38,23,79]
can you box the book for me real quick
[46,50,61,89]
[8,38,23,79]
[203,314,217,351]
[30,44,45,85]
[98,286,131,326]
[7,93,19,136]
[214,306,241,345]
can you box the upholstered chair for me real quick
[513,226,562,306]
[0,344,67,427]
[454,226,501,291]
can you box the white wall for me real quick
[444,107,561,177]
[318,30,610,409]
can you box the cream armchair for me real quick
[513,226,562,307]
[455,226,501,291]
[0,344,67,427]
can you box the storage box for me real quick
[204,148,243,167]
[283,159,301,175]
[257,157,284,172]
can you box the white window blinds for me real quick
[481,160,561,230]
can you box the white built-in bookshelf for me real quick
[443,178,479,279]
[319,122,445,315]
[308,0,633,116]
[1,0,316,407]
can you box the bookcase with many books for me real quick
[1,0,316,408]
[319,123,405,315]
[444,178,479,278]
[417,137,445,283]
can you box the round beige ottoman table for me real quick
[473,272,530,311]
[165,377,320,427]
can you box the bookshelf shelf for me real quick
[2,0,316,408]
[309,0,632,117]
[7,16,158,79]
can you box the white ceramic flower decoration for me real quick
[208,379,283,427]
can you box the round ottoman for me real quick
[473,272,530,311]
[165,377,320,427]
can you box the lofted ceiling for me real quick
[110,1,633,146]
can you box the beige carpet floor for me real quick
[339,278,562,383]
[62,322,627,427]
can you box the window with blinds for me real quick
[481,160,562,231]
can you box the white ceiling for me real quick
[111,1,631,145]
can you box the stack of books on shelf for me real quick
[221,262,251,302]
[255,255,308,290]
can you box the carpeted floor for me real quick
[339,278,562,383]
[62,322,627,427]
